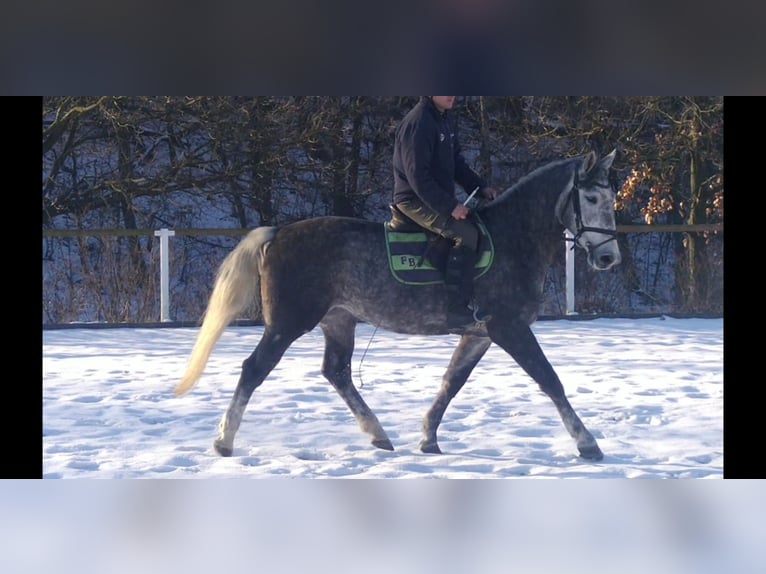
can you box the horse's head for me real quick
[557,149,622,271]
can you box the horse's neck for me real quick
[488,187,564,235]
[483,168,572,273]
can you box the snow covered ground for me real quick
[43,317,723,478]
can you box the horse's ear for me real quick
[583,151,598,173]
[585,149,617,177]
[599,148,617,171]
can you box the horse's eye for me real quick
[585,195,598,205]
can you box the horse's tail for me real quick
[174,226,277,397]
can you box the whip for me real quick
[463,186,480,207]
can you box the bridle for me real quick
[561,171,618,251]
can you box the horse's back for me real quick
[270,216,384,262]
[257,216,386,320]
[278,215,380,235]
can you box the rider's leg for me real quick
[442,221,482,330]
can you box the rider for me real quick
[392,96,500,331]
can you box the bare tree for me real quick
[617,97,723,312]
[42,96,723,323]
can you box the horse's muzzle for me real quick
[588,246,621,270]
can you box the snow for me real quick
[43,316,723,479]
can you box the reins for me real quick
[479,168,618,245]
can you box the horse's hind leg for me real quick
[214,328,299,456]
[320,310,393,451]
[420,334,492,454]
[486,319,603,461]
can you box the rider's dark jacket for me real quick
[392,97,486,217]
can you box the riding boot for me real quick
[444,245,485,331]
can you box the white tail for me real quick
[174,226,276,396]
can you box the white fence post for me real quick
[154,228,176,322]
[565,230,577,315]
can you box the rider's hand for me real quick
[451,204,471,220]
[481,187,501,200]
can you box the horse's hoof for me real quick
[419,441,442,454]
[372,438,394,451]
[214,439,233,457]
[578,445,604,461]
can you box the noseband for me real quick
[562,172,618,250]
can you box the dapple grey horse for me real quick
[175,150,621,460]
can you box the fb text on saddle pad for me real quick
[384,224,494,285]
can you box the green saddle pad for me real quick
[384,219,494,285]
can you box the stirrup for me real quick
[468,299,491,323]
[472,307,491,323]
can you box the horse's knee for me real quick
[322,363,352,389]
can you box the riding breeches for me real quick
[395,198,479,252]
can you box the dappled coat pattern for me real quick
[175,150,621,460]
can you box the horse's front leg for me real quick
[420,334,492,454]
[486,318,603,461]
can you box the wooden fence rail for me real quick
[42,224,724,322]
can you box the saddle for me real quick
[384,204,494,285]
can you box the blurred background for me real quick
[4,1,764,93]
[1,480,763,573]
